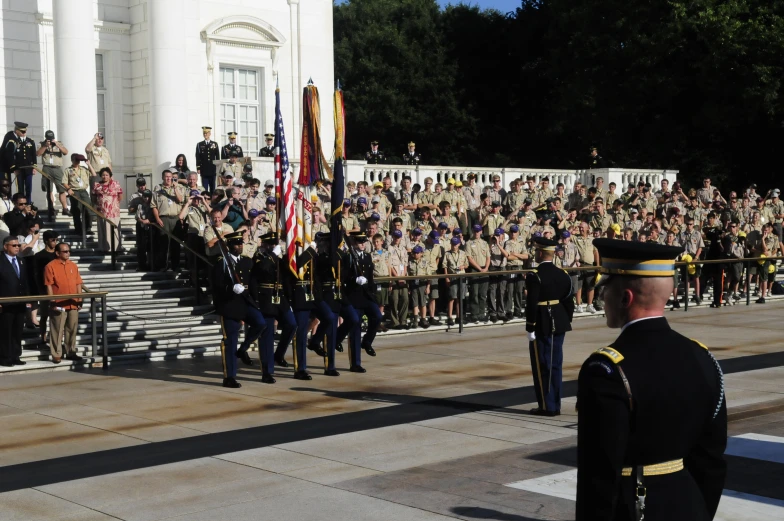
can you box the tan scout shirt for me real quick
[203,223,234,256]
[424,244,443,274]
[387,244,408,276]
[573,235,596,266]
[87,146,111,172]
[443,249,467,274]
[372,249,391,277]
[462,185,481,210]
[63,166,90,191]
[150,185,185,217]
[505,238,527,267]
[466,238,490,267]
[41,143,65,167]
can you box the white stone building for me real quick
[0,0,334,200]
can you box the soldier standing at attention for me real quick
[365,140,385,164]
[259,133,275,157]
[525,237,574,416]
[196,126,220,193]
[2,122,37,202]
[221,131,243,159]
[576,239,726,521]
[402,141,421,165]
[211,231,267,388]
[588,146,607,168]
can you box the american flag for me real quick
[274,88,297,278]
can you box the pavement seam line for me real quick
[29,487,126,521]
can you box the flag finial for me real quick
[307,77,314,86]
[336,79,342,90]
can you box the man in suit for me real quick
[525,237,575,416]
[576,239,726,521]
[335,231,382,373]
[195,126,220,194]
[0,235,31,366]
[210,231,267,388]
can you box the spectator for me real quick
[44,242,84,364]
[133,189,153,271]
[203,207,233,259]
[0,179,12,217]
[34,230,59,340]
[172,153,191,183]
[63,154,95,236]
[2,193,28,236]
[179,186,211,274]
[92,167,123,253]
[150,169,185,271]
[0,235,31,367]
[36,130,70,215]
[84,132,111,188]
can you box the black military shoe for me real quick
[307,339,327,358]
[490,315,498,323]
[528,407,557,417]
[364,346,376,357]
[293,370,312,380]
[222,377,241,388]
[446,318,454,326]
[335,343,344,352]
[419,319,429,329]
[274,356,289,368]
[349,365,366,373]
[237,351,254,366]
[324,369,340,377]
[261,373,276,384]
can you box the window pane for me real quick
[249,138,258,152]
[95,53,105,90]
[246,70,256,86]
[247,106,258,121]
[239,85,248,100]
[97,93,106,142]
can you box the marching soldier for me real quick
[525,237,574,416]
[335,231,383,372]
[252,233,295,383]
[196,126,220,193]
[402,141,421,165]
[211,231,267,388]
[259,133,275,157]
[365,140,385,164]
[308,232,344,375]
[576,239,726,521]
[221,131,243,159]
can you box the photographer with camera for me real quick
[179,182,212,276]
[84,132,111,189]
[36,130,69,215]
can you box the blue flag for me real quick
[330,159,345,266]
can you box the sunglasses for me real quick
[16,202,26,206]
[7,244,20,247]
[58,250,71,254]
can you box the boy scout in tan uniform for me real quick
[371,235,391,316]
[504,225,528,319]
[408,246,431,328]
[388,231,410,329]
[424,234,444,326]
[466,225,490,322]
[483,202,505,237]
[443,237,468,325]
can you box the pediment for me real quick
[202,15,285,48]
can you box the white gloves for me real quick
[527,332,536,342]
[232,284,245,295]
[356,276,368,285]
[272,245,282,257]
[309,241,317,250]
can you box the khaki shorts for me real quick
[376,285,389,306]
[410,285,427,308]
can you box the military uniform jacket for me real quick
[252,251,290,315]
[221,143,244,160]
[316,249,344,312]
[196,140,220,176]
[2,131,36,173]
[576,318,726,521]
[259,145,275,157]
[211,254,258,320]
[365,150,385,164]
[524,261,573,335]
[341,249,376,307]
[287,248,321,311]
[402,152,421,165]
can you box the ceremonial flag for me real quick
[274,86,297,278]
[331,81,346,265]
[299,80,333,186]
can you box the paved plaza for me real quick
[1,303,784,521]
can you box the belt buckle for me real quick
[305,293,314,302]
[272,296,280,304]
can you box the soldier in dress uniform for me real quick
[196,126,220,193]
[576,239,726,521]
[2,122,37,202]
[221,131,243,159]
[402,141,421,165]
[210,231,268,388]
[307,232,343,376]
[259,133,275,157]
[252,233,295,383]
[365,140,385,164]
[335,231,383,373]
[588,146,607,169]
[524,237,575,416]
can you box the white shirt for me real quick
[621,316,663,333]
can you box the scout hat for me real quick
[593,238,683,287]
[225,231,244,246]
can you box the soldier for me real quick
[525,237,574,416]
[402,141,421,165]
[211,231,267,388]
[365,140,385,164]
[221,131,243,160]
[308,232,343,375]
[466,224,490,322]
[576,239,726,521]
[504,224,529,319]
[335,232,383,372]
[196,126,220,193]
[2,122,37,202]
[588,146,606,168]
[259,133,275,157]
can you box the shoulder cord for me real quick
[706,350,725,420]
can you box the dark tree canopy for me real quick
[334,0,784,190]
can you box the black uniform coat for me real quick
[524,261,574,335]
[341,249,376,308]
[259,145,275,157]
[589,154,607,169]
[402,151,421,166]
[576,317,727,521]
[252,251,289,316]
[0,254,30,312]
[365,150,385,164]
[221,143,244,160]
[2,131,36,174]
[211,254,258,320]
[286,248,320,311]
[315,249,344,313]
[195,140,220,177]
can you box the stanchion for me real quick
[745,260,752,306]
[110,221,117,271]
[458,277,465,333]
[101,294,109,370]
[91,297,97,357]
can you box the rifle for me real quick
[211,223,257,308]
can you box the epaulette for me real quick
[594,346,624,364]
[691,339,709,351]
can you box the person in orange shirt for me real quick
[44,242,84,364]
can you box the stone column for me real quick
[53,0,98,158]
[288,0,301,159]
[148,0,189,175]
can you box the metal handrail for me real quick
[148,221,214,266]
[0,291,110,369]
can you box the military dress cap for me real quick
[412,245,424,254]
[408,141,416,146]
[43,230,59,240]
[225,231,244,245]
[533,237,558,251]
[370,140,379,145]
[260,232,278,244]
[349,231,368,242]
[14,121,28,130]
[316,231,331,240]
[594,238,683,283]
[264,133,274,139]
[202,126,212,131]
[266,196,276,204]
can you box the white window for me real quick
[219,66,261,153]
[96,53,107,141]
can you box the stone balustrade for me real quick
[246,158,678,192]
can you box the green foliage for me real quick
[334,0,784,189]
